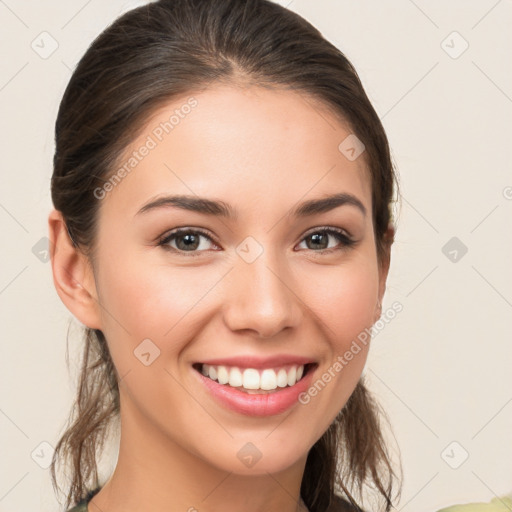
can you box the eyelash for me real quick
[157,226,356,257]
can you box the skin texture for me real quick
[49,84,392,512]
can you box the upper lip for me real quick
[196,354,316,369]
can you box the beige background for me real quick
[1,0,511,511]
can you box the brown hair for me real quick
[49,0,402,510]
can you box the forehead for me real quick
[100,84,372,220]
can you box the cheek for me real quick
[94,250,222,362]
[302,258,379,344]
[296,258,378,416]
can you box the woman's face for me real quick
[86,84,387,475]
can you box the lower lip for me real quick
[193,364,317,417]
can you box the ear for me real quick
[48,209,102,330]
[373,223,395,323]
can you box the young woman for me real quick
[48,1,402,511]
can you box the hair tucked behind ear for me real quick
[49,0,402,510]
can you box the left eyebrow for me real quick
[291,192,367,218]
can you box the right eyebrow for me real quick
[136,195,237,219]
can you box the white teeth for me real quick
[228,367,243,387]
[217,365,229,385]
[287,366,297,387]
[260,369,277,390]
[200,363,307,391]
[276,368,288,388]
[208,366,217,381]
[243,369,260,389]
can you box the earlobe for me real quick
[48,209,102,330]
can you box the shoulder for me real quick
[328,494,365,512]
[436,496,512,512]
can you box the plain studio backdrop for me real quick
[0,1,511,511]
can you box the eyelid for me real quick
[301,225,352,239]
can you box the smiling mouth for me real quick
[192,362,317,394]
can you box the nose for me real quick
[222,252,303,339]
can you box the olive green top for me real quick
[66,487,101,512]
[66,502,87,512]
[436,497,512,512]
